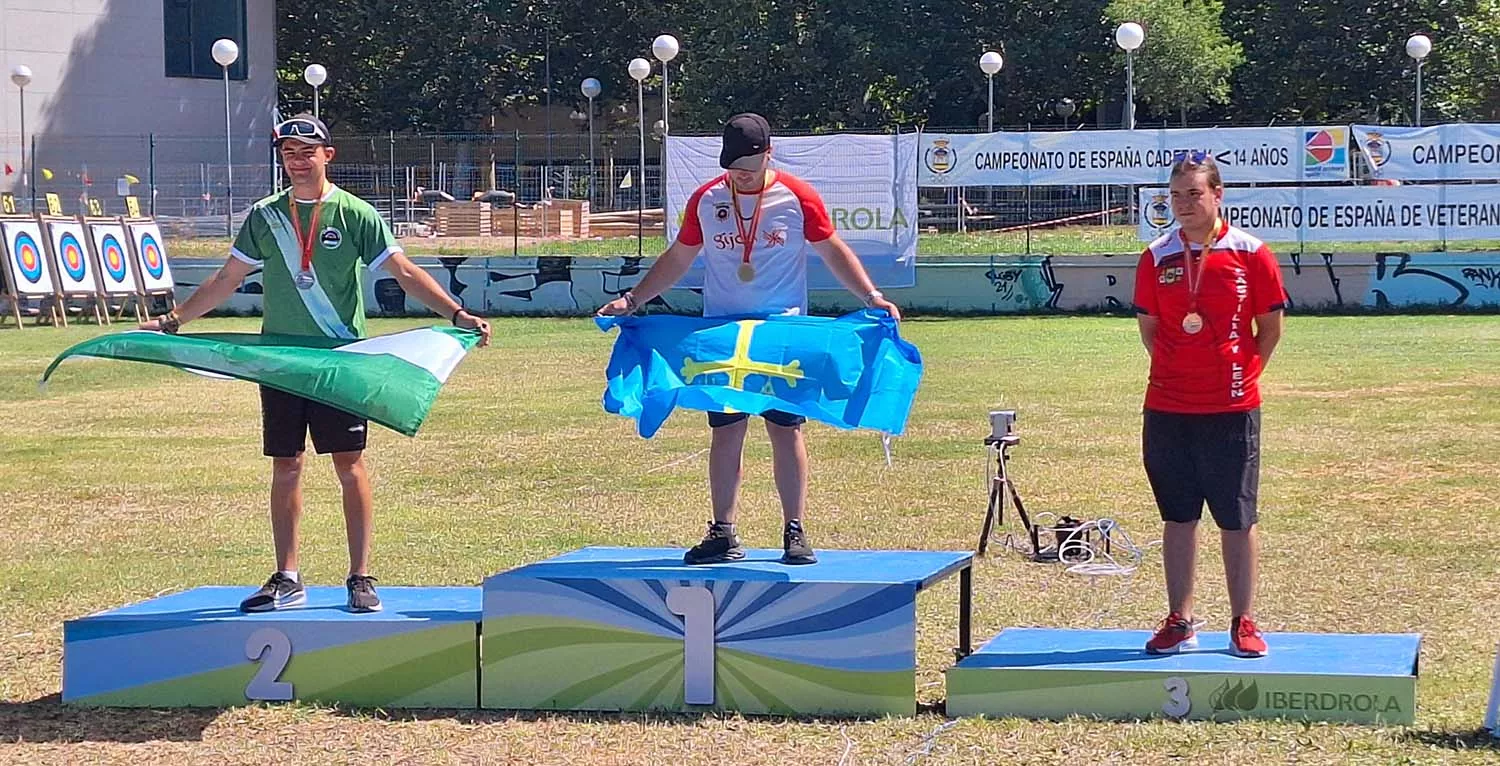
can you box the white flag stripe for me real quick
[335,328,468,382]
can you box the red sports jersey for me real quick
[1133,220,1287,414]
[678,171,835,317]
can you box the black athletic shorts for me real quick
[260,385,368,458]
[1142,408,1260,531]
[707,410,806,429]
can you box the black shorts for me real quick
[707,410,806,429]
[1142,408,1260,531]
[260,386,368,458]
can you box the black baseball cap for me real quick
[273,114,331,146]
[720,113,772,170]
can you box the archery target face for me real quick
[101,234,128,283]
[59,232,88,282]
[139,232,164,280]
[13,231,43,284]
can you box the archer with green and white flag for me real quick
[126,113,492,615]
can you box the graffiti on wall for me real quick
[166,251,1500,317]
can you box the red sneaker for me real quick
[1230,615,1268,658]
[1145,612,1198,654]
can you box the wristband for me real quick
[451,307,466,325]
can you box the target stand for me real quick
[43,216,107,325]
[84,217,147,323]
[0,214,64,328]
[124,218,177,316]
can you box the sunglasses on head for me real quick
[275,119,327,142]
[1172,149,1210,164]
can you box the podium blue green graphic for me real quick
[480,547,972,715]
[63,586,479,707]
[947,628,1420,724]
[60,549,1424,724]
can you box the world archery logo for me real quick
[1303,128,1349,179]
[1210,678,1260,713]
[680,320,804,396]
[101,234,128,282]
[13,232,43,283]
[140,233,165,280]
[59,232,88,281]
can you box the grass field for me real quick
[164,228,1500,260]
[1,316,1498,763]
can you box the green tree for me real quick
[1106,0,1244,125]
[1432,0,1500,119]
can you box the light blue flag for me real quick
[597,309,923,438]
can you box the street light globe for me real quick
[211,38,240,67]
[581,77,602,99]
[652,35,680,63]
[1115,22,1145,52]
[1056,98,1076,118]
[1406,34,1432,61]
[9,64,31,88]
[303,64,327,87]
[628,57,651,82]
[979,51,1003,76]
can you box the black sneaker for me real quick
[346,574,383,613]
[684,523,745,565]
[782,520,817,565]
[239,572,306,613]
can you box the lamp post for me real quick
[628,57,651,259]
[304,64,327,119]
[652,35,680,136]
[581,77,601,208]
[1056,98,1076,130]
[1406,34,1432,127]
[10,65,31,211]
[1115,22,1144,129]
[979,51,1003,133]
[211,38,239,236]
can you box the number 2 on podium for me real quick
[244,628,294,701]
[666,585,715,705]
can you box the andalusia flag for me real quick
[42,327,481,436]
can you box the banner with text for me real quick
[920,126,1350,186]
[1138,184,1500,242]
[665,133,918,288]
[1352,123,1500,181]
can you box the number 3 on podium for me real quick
[666,585,715,705]
[244,628,295,701]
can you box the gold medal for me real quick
[1181,312,1203,334]
[737,263,755,282]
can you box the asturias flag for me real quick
[598,309,922,438]
[42,327,480,436]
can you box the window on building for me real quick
[164,0,248,80]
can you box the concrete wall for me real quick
[161,252,1500,317]
[1,0,278,196]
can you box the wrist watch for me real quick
[861,289,884,307]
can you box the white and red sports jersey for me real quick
[1133,220,1288,414]
[677,171,836,317]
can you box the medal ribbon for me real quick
[1178,217,1221,314]
[730,179,766,273]
[288,184,328,275]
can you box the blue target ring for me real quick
[59,233,88,282]
[140,232,165,280]
[13,232,43,284]
[101,234,128,282]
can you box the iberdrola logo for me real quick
[1210,678,1260,712]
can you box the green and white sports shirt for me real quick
[231,184,401,338]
